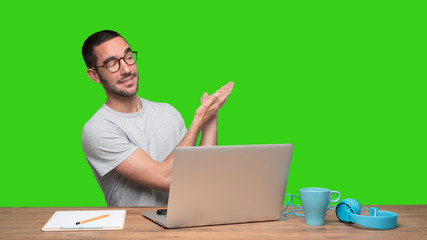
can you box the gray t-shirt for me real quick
[81,97,187,206]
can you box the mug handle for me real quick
[329,191,340,203]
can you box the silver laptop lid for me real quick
[166,144,293,228]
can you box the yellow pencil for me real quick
[76,214,110,225]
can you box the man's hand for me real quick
[192,82,234,130]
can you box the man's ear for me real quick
[87,68,101,83]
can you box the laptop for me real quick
[142,144,293,228]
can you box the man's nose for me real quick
[119,58,131,75]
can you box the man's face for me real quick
[93,37,139,97]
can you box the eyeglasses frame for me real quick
[91,51,138,73]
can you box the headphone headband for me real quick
[350,210,398,230]
[336,199,398,230]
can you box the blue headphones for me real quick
[335,198,398,230]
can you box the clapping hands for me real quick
[193,82,234,128]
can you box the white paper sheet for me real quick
[42,210,126,230]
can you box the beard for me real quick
[98,72,139,97]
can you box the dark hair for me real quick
[82,30,123,68]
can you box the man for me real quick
[81,30,233,206]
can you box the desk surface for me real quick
[1,205,426,239]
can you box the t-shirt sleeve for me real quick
[81,120,138,177]
[170,105,187,140]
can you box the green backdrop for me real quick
[1,1,425,207]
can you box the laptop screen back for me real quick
[165,144,293,228]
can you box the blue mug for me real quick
[300,188,340,226]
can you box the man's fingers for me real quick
[200,92,209,104]
[217,82,234,104]
[224,82,234,97]
[219,82,234,98]
[196,82,234,124]
[213,81,230,96]
[202,92,220,109]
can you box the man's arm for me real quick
[200,82,234,146]
[200,115,217,146]
[200,92,217,146]
[114,120,202,192]
[115,82,234,191]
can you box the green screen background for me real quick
[1,1,425,207]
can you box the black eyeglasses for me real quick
[92,51,138,73]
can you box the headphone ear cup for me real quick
[335,198,362,223]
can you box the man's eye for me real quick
[107,61,117,68]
